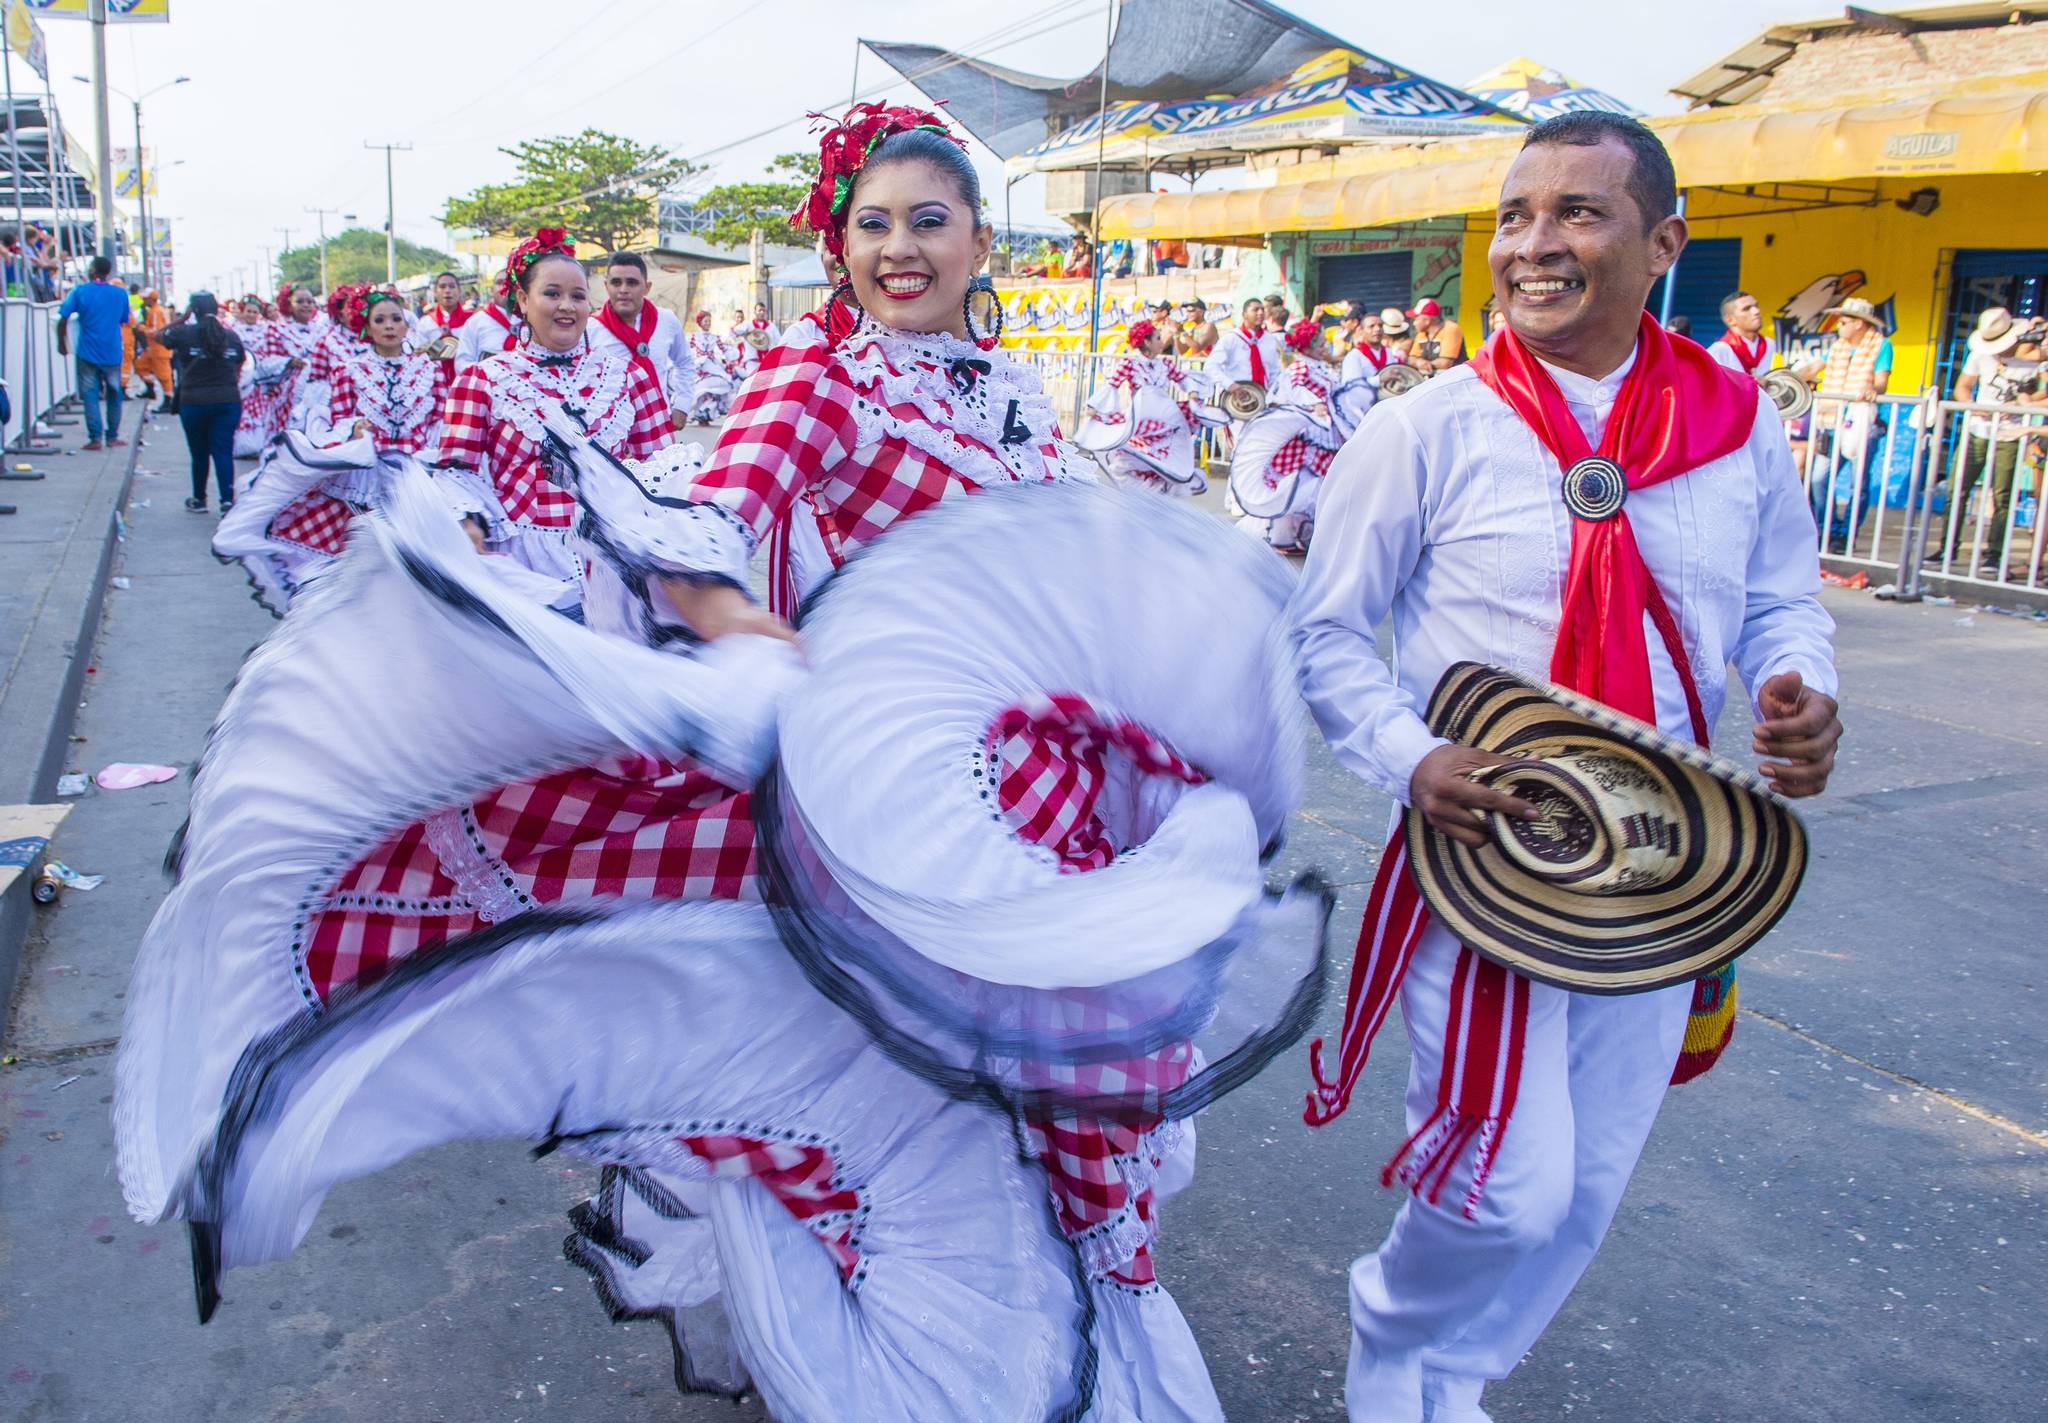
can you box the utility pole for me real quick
[364,140,412,284]
[88,0,115,261]
[303,206,353,293]
[277,226,293,289]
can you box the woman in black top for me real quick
[157,292,248,513]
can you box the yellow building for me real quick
[1098,3,2048,395]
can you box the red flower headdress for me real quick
[239,293,265,311]
[506,226,576,287]
[341,284,403,337]
[1283,316,1322,354]
[1125,318,1157,350]
[275,282,297,312]
[324,284,359,323]
[788,102,963,261]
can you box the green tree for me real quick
[277,228,459,289]
[441,129,702,255]
[689,151,815,249]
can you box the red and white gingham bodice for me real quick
[687,318,1093,605]
[434,337,672,528]
[328,351,451,455]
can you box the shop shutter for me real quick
[1647,238,1742,342]
[1313,252,1415,316]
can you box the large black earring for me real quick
[963,275,1004,349]
[829,276,861,319]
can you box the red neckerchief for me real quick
[1469,311,1756,740]
[1719,329,1767,374]
[1304,314,1762,1202]
[433,303,472,333]
[594,300,661,384]
[1241,326,1266,386]
[1356,341,1391,371]
[479,303,517,351]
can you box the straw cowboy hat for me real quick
[1821,295,1889,332]
[1967,306,2024,357]
[1404,663,1809,994]
[1379,307,1410,336]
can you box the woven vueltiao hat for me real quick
[1404,662,1808,994]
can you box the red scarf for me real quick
[1241,326,1266,386]
[1303,313,1760,1214]
[593,299,661,385]
[433,303,472,334]
[1719,329,1767,374]
[1356,341,1391,371]
[481,303,516,351]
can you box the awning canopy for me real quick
[1098,82,2048,240]
[768,252,832,288]
[865,0,1462,160]
[1464,58,1639,123]
[1005,47,1522,177]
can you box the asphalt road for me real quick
[2,438,2042,1423]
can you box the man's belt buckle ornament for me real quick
[1562,456,1627,522]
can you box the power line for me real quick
[474,0,1102,230]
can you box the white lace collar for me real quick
[835,318,1092,486]
[482,340,636,451]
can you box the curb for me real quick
[0,401,148,1034]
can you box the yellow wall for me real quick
[1454,174,2041,394]
[1685,175,2035,394]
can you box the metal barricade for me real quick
[1,296,77,450]
[1793,388,2047,603]
[1891,398,2047,600]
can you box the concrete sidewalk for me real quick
[0,397,149,1028]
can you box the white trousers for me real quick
[1346,925,1692,1423]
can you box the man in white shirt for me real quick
[1292,112,1841,1423]
[1338,305,1400,386]
[1206,295,1276,393]
[587,252,697,429]
[1709,290,1776,376]
[456,271,519,369]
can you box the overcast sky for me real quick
[16,0,1815,293]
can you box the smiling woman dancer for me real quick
[119,104,1322,1423]
[434,228,672,580]
[213,285,458,611]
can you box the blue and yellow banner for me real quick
[1008,48,1521,176]
[24,0,170,22]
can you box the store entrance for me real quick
[1934,249,2048,396]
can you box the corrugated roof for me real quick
[1671,2,2048,107]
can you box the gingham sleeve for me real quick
[327,363,356,433]
[688,337,856,544]
[619,361,675,461]
[435,361,493,469]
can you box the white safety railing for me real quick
[1797,390,2048,600]
[0,297,78,450]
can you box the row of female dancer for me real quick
[125,102,1331,1422]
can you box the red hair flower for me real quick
[507,227,577,287]
[1284,317,1322,354]
[788,102,963,260]
[1125,319,1156,350]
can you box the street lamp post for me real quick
[72,73,186,287]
